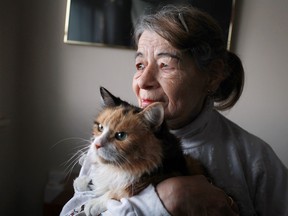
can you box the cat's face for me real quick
[89,87,165,174]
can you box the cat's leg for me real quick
[73,175,94,192]
[84,192,111,216]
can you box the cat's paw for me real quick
[73,175,94,192]
[84,198,107,216]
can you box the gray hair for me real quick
[133,5,244,110]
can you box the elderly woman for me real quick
[61,5,288,216]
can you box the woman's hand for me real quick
[156,175,239,216]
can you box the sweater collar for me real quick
[170,99,214,140]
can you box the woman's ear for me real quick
[206,59,226,93]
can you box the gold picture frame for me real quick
[64,0,236,49]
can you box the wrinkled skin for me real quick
[157,176,239,216]
[133,31,239,215]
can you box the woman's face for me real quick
[133,31,210,129]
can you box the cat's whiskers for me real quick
[62,145,90,178]
[114,153,156,175]
[134,154,160,165]
[62,147,88,167]
[70,87,200,215]
[62,152,82,175]
[51,137,91,149]
[105,152,135,171]
[117,153,134,167]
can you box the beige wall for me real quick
[0,0,287,215]
[226,0,288,166]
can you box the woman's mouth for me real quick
[141,99,157,108]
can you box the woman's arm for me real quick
[157,175,239,216]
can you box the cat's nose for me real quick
[95,143,102,149]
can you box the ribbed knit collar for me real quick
[170,99,214,147]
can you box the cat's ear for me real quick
[141,102,164,130]
[100,87,122,107]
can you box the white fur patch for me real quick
[73,175,92,192]
[89,164,139,196]
[73,160,140,215]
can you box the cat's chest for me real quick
[90,164,140,190]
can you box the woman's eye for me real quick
[160,62,169,68]
[115,132,127,141]
[136,63,145,70]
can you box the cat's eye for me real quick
[115,132,127,141]
[95,123,104,132]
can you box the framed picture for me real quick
[64,0,235,49]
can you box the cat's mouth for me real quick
[96,149,114,164]
[95,147,122,165]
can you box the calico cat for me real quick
[73,87,204,216]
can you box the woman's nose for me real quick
[137,65,159,89]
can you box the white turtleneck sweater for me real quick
[61,101,288,216]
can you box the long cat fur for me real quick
[73,87,205,216]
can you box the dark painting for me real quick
[64,0,235,49]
